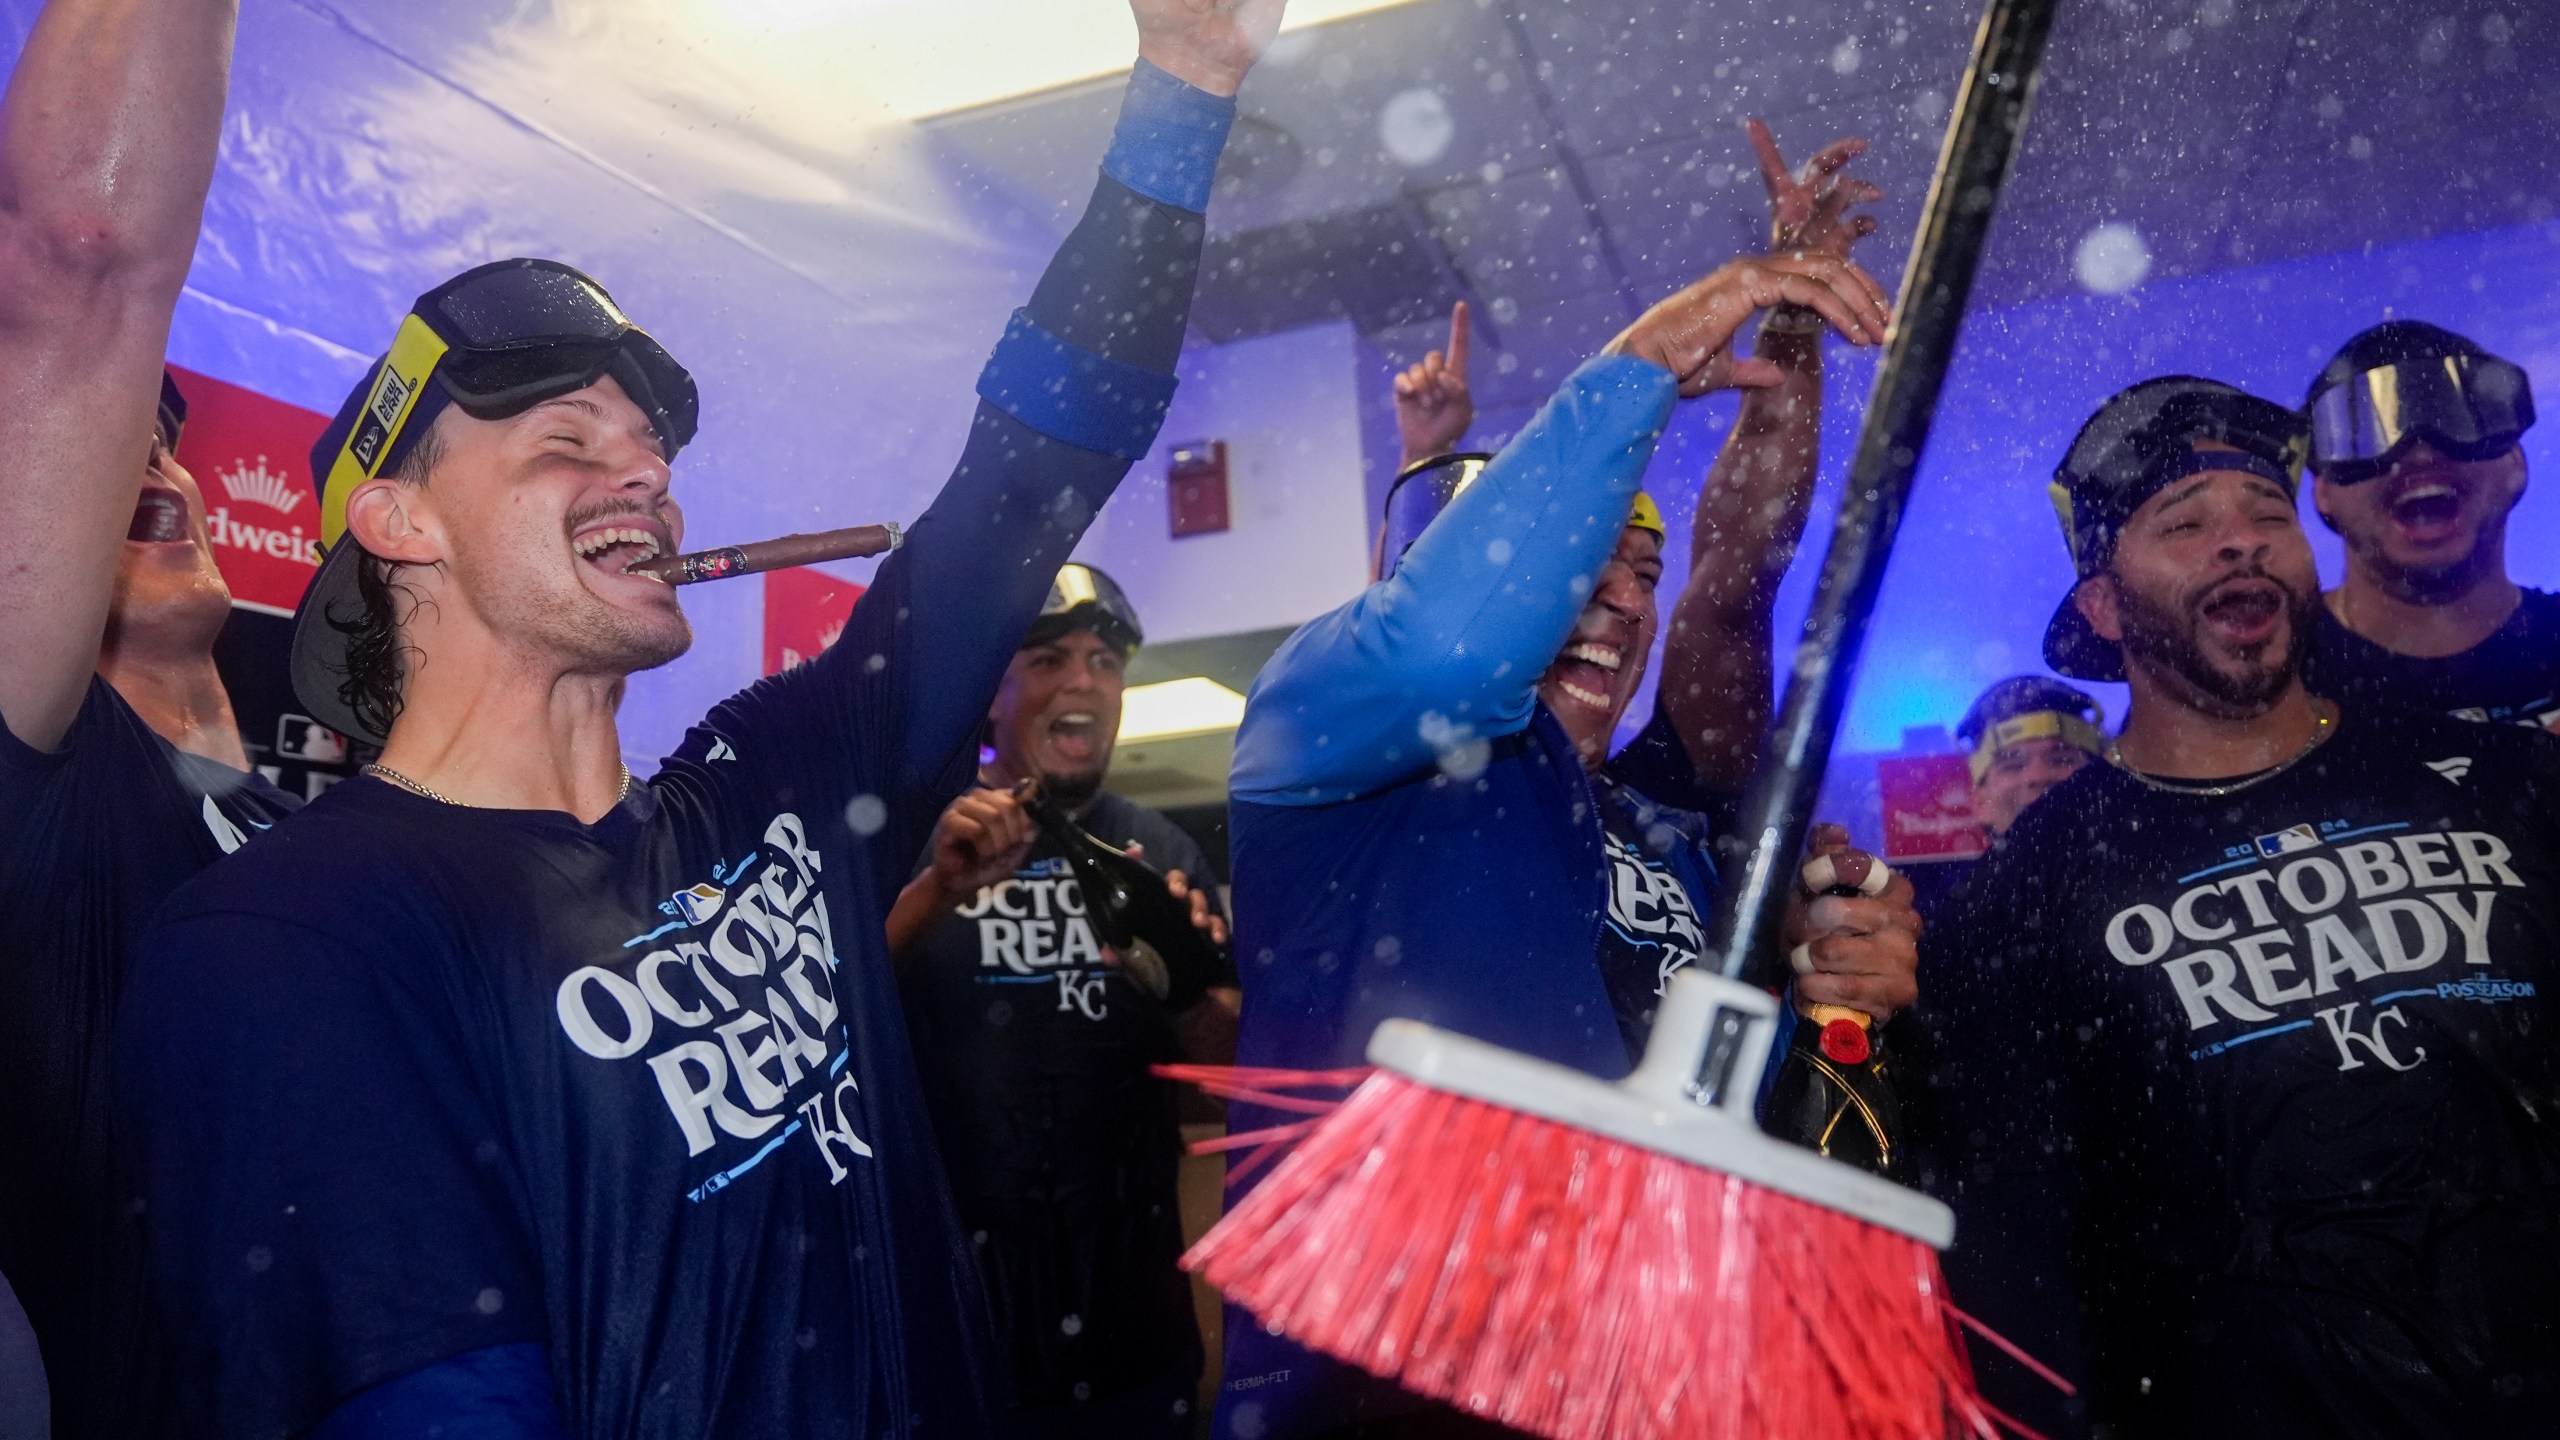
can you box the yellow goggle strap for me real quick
[1969,709,2106,784]
[1626,489,1665,538]
[318,313,452,550]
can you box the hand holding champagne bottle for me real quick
[1016,781,1232,1011]
[1764,826,1921,1177]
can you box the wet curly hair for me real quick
[325,420,447,738]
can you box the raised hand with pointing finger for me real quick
[1393,300,1475,469]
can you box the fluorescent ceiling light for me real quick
[719,0,1423,119]
[1118,675,1248,743]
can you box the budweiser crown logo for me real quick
[218,455,304,514]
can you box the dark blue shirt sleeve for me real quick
[667,62,1230,901]
[306,1344,564,1440]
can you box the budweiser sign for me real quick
[169,366,330,615]
[1876,752,1990,863]
[763,566,865,675]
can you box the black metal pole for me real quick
[1707,0,2063,986]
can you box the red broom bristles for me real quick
[1184,1070,2021,1440]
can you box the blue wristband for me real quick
[975,310,1180,460]
[1103,58,1236,213]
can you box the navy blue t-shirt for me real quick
[0,677,297,1437]
[2307,587,2560,729]
[1913,706,2560,1436]
[1589,770,1712,1056]
[902,790,1226,1422]
[121,568,1003,1440]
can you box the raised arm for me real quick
[1232,250,1890,806]
[1230,356,1673,805]
[0,0,236,751]
[863,1,1278,808]
[1655,122,1884,793]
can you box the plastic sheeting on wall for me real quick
[3,0,1087,764]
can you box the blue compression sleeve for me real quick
[1104,57,1233,211]
[305,1344,564,1440]
[1230,354,1677,805]
[873,64,1228,809]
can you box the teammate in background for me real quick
[1960,677,2105,837]
[1393,123,1889,817]
[111,2,1282,1433]
[889,563,1238,1440]
[0,2,260,1434]
[1901,676,2107,919]
[1915,376,2560,1437]
[2304,321,2553,725]
[1220,237,1919,1435]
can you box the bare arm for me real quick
[0,0,236,751]
[1657,122,1883,793]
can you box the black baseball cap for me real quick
[291,258,699,743]
[2042,377,2310,682]
[1024,563,1143,654]
[2305,320,2534,484]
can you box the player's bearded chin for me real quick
[1039,762,1105,812]
[2115,564,2320,716]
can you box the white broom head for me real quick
[1365,969,1955,1248]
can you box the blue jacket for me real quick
[1218,354,1721,1438]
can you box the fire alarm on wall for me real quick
[1167,440,1230,537]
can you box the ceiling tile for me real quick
[1421,163,1621,303]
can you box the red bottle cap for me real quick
[1819,1017,1871,1065]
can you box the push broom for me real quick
[1179,0,2062,1434]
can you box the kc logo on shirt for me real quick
[553,812,868,1173]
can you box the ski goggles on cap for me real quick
[291,258,700,745]
[2306,352,2534,484]
[1024,563,1143,653]
[310,257,698,552]
[1966,710,2106,785]
[2042,377,2309,682]
[1377,450,1664,580]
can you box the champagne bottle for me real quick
[1018,787,1226,1011]
[1762,1003,1904,1179]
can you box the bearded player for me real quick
[111,2,1284,1433]
[1916,377,2560,1437]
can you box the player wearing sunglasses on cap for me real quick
[110,3,1286,1436]
[0,1,259,1435]
[2302,321,2553,728]
[1913,376,2560,1437]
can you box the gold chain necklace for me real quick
[2104,704,2336,798]
[365,762,634,808]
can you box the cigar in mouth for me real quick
[627,522,903,585]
